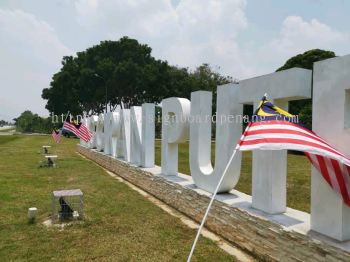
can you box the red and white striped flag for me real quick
[238,96,350,207]
[52,128,61,144]
[63,114,92,142]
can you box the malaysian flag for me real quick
[238,95,350,207]
[63,114,92,142]
[52,128,61,143]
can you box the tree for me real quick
[277,49,336,129]
[152,64,232,138]
[276,49,335,71]
[14,111,53,134]
[0,120,10,127]
[42,37,159,114]
[42,37,233,116]
[43,37,173,115]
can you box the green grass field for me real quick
[155,140,311,213]
[0,126,15,133]
[0,135,235,261]
[0,134,311,261]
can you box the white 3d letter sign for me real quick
[161,98,190,176]
[189,85,243,193]
[130,106,142,165]
[96,114,105,152]
[80,117,88,147]
[130,103,155,167]
[239,68,312,214]
[141,104,155,167]
[311,55,350,241]
[88,115,98,149]
[110,111,120,158]
[103,112,113,155]
[116,109,131,162]
[79,54,350,242]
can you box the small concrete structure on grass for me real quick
[45,155,58,167]
[42,145,51,154]
[52,189,84,222]
[27,207,37,223]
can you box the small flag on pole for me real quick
[63,114,92,142]
[51,128,61,144]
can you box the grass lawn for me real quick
[0,135,235,261]
[155,140,311,213]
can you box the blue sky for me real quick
[0,0,350,121]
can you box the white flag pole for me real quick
[187,116,257,262]
[187,94,266,261]
[186,144,241,262]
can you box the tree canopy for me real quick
[0,120,10,127]
[42,37,232,116]
[277,49,336,129]
[14,111,52,133]
[276,49,335,71]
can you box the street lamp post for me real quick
[94,73,108,113]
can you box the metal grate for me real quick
[52,189,84,222]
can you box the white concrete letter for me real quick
[110,110,120,158]
[130,106,142,165]
[116,109,131,162]
[141,103,155,167]
[103,112,113,155]
[130,103,155,167]
[80,116,88,147]
[189,85,243,193]
[311,55,350,241]
[161,98,190,176]
[96,114,104,152]
[88,115,98,149]
[239,68,312,213]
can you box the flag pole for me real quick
[187,94,265,261]
[187,144,240,262]
[187,119,254,262]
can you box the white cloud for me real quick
[0,9,73,120]
[244,15,350,75]
[2,2,350,120]
[75,0,178,38]
[168,0,253,77]
[74,0,255,78]
[269,15,349,58]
